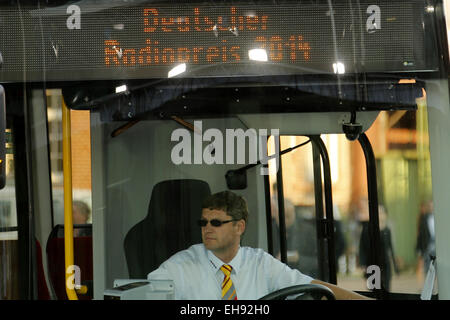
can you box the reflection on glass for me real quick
[332,62,345,74]
[248,48,268,62]
[168,63,186,78]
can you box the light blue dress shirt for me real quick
[147,244,313,300]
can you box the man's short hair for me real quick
[201,191,248,223]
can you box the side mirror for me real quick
[0,85,5,189]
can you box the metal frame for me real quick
[310,135,337,285]
[358,133,384,299]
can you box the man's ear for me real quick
[237,220,246,236]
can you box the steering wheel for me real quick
[259,283,336,300]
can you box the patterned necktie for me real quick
[220,264,237,300]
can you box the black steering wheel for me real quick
[259,284,336,300]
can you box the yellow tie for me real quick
[220,264,237,300]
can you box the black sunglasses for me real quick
[197,219,239,227]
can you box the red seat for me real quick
[46,225,93,300]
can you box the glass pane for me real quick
[267,104,433,295]
[0,126,19,299]
[268,136,321,278]
[0,0,445,301]
[46,89,64,226]
[333,104,433,294]
[44,90,93,300]
[46,89,92,231]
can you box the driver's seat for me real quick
[123,179,211,278]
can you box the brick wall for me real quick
[70,110,91,190]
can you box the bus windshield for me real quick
[0,0,449,302]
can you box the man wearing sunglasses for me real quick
[148,190,369,300]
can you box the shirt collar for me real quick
[206,246,242,275]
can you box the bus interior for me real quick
[0,0,450,301]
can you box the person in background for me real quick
[72,200,91,237]
[271,199,301,268]
[359,205,398,291]
[416,200,435,278]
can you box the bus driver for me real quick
[148,190,370,300]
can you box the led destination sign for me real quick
[104,6,310,67]
[0,0,436,81]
